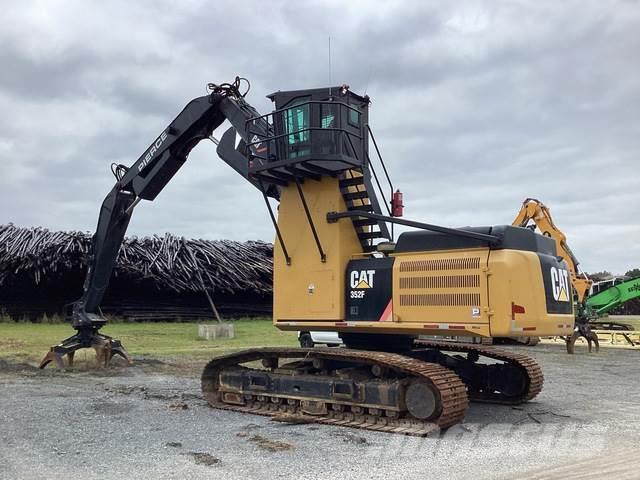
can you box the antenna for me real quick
[363,65,373,96]
[328,36,332,96]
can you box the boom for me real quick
[75,78,278,326]
[40,78,277,367]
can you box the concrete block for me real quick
[198,323,235,340]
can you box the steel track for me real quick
[202,347,468,436]
[201,342,543,435]
[414,340,544,404]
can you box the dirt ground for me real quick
[1,343,639,480]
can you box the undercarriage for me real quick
[201,339,543,436]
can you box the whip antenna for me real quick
[328,36,332,95]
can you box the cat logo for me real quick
[350,270,375,289]
[550,266,570,302]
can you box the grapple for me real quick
[565,319,600,354]
[39,325,132,369]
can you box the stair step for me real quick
[352,219,378,228]
[339,177,365,188]
[343,190,370,201]
[361,245,377,253]
[357,231,385,240]
[348,204,374,212]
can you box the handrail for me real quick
[245,99,363,127]
[366,152,392,216]
[344,135,390,217]
[245,125,362,149]
[327,211,502,245]
[366,125,394,199]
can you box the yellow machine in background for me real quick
[512,198,592,302]
[511,198,599,352]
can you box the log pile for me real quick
[0,224,273,320]
[0,223,272,294]
[0,224,90,286]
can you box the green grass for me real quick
[0,319,298,365]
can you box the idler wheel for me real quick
[405,381,441,420]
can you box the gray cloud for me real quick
[0,0,638,274]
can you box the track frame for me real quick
[202,347,468,436]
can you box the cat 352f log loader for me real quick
[41,78,575,435]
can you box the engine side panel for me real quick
[392,248,491,332]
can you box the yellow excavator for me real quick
[42,78,576,436]
[512,198,599,352]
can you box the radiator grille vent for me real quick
[400,293,481,307]
[399,275,480,290]
[399,257,481,272]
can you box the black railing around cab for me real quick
[243,100,367,180]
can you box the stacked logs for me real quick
[0,223,273,295]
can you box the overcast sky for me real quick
[0,0,638,274]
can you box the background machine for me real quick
[587,277,640,321]
[41,78,575,435]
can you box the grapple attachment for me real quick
[39,326,132,369]
[566,320,600,354]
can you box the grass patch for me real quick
[0,319,298,364]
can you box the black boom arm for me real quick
[72,79,273,328]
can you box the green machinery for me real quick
[587,277,640,327]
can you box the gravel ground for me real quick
[1,344,639,480]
